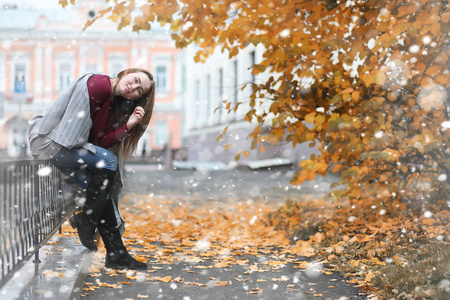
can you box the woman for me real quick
[28,68,156,270]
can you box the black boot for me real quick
[70,168,116,252]
[98,201,147,270]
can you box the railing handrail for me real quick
[0,159,76,289]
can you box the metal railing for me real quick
[0,159,75,289]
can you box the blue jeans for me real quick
[50,145,118,190]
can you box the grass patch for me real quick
[372,242,450,299]
[265,196,450,299]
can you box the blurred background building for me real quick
[179,44,315,169]
[0,0,314,168]
[0,0,183,161]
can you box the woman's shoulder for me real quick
[87,74,112,99]
[88,74,111,87]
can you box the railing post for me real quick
[32,163,41,266]
[0,159,76,289]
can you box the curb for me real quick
[0,232,95,300]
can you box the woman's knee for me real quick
[98,149,118,171]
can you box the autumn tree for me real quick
[62,0,450,206]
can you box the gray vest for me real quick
[37,73,95,152]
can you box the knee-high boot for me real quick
[69,168,116,251]
[97,200,147,270]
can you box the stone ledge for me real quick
[0,231,94,300]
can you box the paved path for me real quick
[122,164,334,200]
[81,165,366,300]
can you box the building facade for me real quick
[0,0,183,160]
[179,44,316,168]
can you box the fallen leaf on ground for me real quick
[248,288,264,294]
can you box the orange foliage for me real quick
[64,192,450,298]
[62,0,450,204]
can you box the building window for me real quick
[111,63,124,77]
[181,64,186,92]
[58,63,72,91]
[233,60,238,105]
[206,74,211,122]
[218,68,223,121]
[229,59,238,119]
[0,55,5,92]
[249,50,256,83]
[194,80,200,127]
[154,120,168,147]
[14,64,26,94]
[156,65,168,92]
[108,53,127,77]
[8,118,28,157]
[85,63,98,73]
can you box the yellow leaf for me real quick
[248,288,264,294]
[350,260,360,267]
[361,74,374,87]
[315,114,325,126]
[224,144,232,151]
[425,65,441,77]
[59,0,68,8]
[235,278,248,281]
[430,22,440,35]
[272,277,290,281]
[374,72,386,85]
[235,150,243,161]
[420,77,435,89]
[421,219,435,226]
[387,92,396,101]
[305,112,316,124]
[214,261,230,268]
[294,261,310,269]
[126,274,136,280]
[364,271,375,283]
[331,164,342,173]
[332,244,344,254]
[156,276,172,282]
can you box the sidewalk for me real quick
[81,165,366,300]
[0,164,342,300]
[0,229,94,300]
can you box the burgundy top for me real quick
[87,75,131,149]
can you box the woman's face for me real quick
[116,72,152,100]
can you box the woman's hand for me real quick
[126,106,145,130]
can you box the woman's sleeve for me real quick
[88,75,111,118]
[97,124,132,149]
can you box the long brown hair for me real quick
[113,68,156,160]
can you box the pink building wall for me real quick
[0,2,183,159]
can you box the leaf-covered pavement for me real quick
[58,166,450,299]
[76,193,366,299]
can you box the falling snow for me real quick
[37,166,52,176]
[96,160,106,169]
